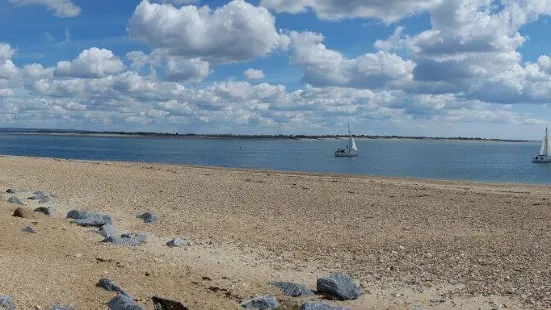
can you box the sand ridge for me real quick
[0,155,550,309]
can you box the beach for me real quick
[0,155,550,309]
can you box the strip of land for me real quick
[0,128,533,142]
[0,155,550,309]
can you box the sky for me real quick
[1,0,551,139]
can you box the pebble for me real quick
[22,226,37,233]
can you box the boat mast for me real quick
[347,122,352,152]
[546,127,548,156]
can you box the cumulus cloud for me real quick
[165,58,210,82]
[0,61,18,80]
[260,0,442,23]
[126,50,210,83]
[128,0,290,63]
[290,31,414,89]
[9,0,81,17]
[54,48,125,79]
[244,69,265,80]
[0,43,16,61]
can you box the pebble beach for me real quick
[1,155,550,309]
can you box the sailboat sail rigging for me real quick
[335,123,359,157]
[532,127,551,163]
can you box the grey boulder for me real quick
[6,197,22,205]
[269,281,314,297]
[0,294,14,310]
[97,278,129,296]
[50,306,74,310]
[137,212,158,223]
[67,210,112,227]
[151,296,189,310]
[240,295,279,309]
[166,238,188,248]
[34,206,56,217]
[299,302,351,310]
[104,233,148,247]
[107,293,143,310]
[99,224,118,238]
[316,273,363,300]
[67,210,93,219]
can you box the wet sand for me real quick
[0,155,550,309]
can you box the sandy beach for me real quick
[1,155,550,309]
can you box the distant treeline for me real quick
[0,128,531,142]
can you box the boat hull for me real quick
[532,157,551,163]
[335,151,359,157]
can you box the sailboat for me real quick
[532,127,551,163]
[335,123,359,157]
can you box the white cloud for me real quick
[0,61,18,80]
[54,48,125,79]
[260,0,443,23]
[290,31,414,89]
[126,50,210,83]
[0,43,16,61]
[244,69,265,80]
[128,0,290,63]
[23,63,54,80]
[9,0,81,17]
[165,58,210,82]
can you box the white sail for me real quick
[351,137,358,151]
[546,136,551,156]
[335,122,359,157]
[540,137,545,155]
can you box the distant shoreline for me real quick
[0,129,534,143]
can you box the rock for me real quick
[75,215,112,227]
[151,296,189,310]
[0,294,14,310]
[38,197,51,203]
[107,293,143,310]
[269,281,314,297]
[66,210,93,219]
[429,297,445,304]
[299,302,351,310]
[316,273,363,300]
[67,210,113,227]
[137,212,158,223]
[166,238,188,248]
[6,189,17,193]
[34,207,56,217]
[50,306,74,310]
[13,207,37,219]
[32,191,47,199]
[104,233,148,247]
[22,226,36,233]
[7,197,23,205]
[99,224,118,238]
[97,278,129,296]
[240,295,279,309]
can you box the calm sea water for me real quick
[0,134,549,184]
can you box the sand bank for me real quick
[0,155,550,309]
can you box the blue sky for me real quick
[1,0,551,139]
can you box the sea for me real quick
[0,134,549,185]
